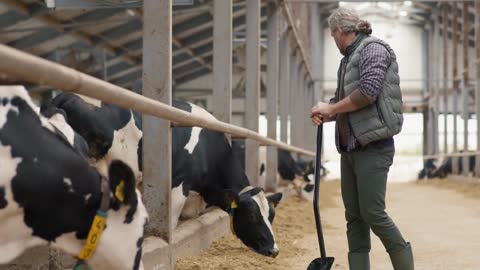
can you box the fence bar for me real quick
[266,3,279,192]
[142,0,172,241]
[212,0,232,123]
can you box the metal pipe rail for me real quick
[423,151,480,159]
[0,44,315,157]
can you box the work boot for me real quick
[389,242,414,270]
[348,252,370,270]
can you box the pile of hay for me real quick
[175,181,340,270]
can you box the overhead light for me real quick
[404,1,413,7]
[339,2,347,7]
[377,2,393,11]
[399,10,408,17]
[355,2,371,11]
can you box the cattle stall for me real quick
[0,1,319,269]
[419,1,480,182]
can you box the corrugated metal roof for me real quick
[0,1,476,94]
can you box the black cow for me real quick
[232,140,320,200]
[41,93,283,257]
[418,158,438,179]
[430,155,477,178]
[0,87,148,270]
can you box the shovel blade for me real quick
[307,257,335,270]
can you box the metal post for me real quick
[452,3,459,174]
[305,79,313,153]
[443,6,449,155]
[279,31,290,143]
[475,0,480,176]
[102,48,107,81]
[296,66,305,150]
[142,0,172,244]
[213,0,232,123]
[462,1,470,176]
[245,0,261,187]
[311,5,323,152]
[266,3,279,192]
[289,50,298,145]
[422,23,433,156]
[434,9,440,155]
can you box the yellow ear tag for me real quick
[77,211,107,260]
[229,200,238,236]
[115,180,125,202]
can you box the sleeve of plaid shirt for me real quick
[349,43,391,108]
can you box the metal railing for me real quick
[0,43,314,157]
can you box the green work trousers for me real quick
[340,143,414,270]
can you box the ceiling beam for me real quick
[0,0,139,65]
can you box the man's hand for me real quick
[310,102,336,126]
[311,102,335,117]
[311,114,324,126]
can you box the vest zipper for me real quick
[376,102,385,124]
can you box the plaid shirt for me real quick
[331,34,393,152]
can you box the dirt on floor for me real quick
[175,181,340,270]
[415,178,480,200]
[176,177,480,270]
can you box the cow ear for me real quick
[266,192,283,208]
[108,160,137,206]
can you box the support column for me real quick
[462,1,470,176]
[279,31,290,144]
[423,24,430,157]
[451,3,459,174]
[434,9,440,156]
[245,0,261,187]
[295,66,305,149]
[475,0,480,176]
[289,50,298,145]
[142,0,172,245]
[442,6,449,155]
[311,5,323,153]
[266,3,279,192]
[213,0,232,123]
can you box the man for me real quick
[310,7,414,270]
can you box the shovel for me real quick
[307,124,334,270]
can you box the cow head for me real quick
[226,187,282,257]
[297,159,315,183]
[86,160,148,270]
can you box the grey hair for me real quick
[328,7,372,35]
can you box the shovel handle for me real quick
[314,124,327,258]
